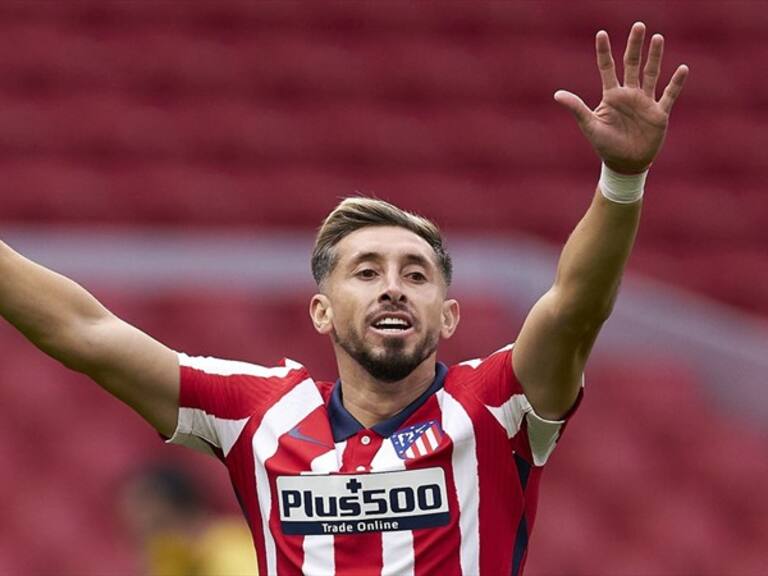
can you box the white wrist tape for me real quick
[598,163,647,204]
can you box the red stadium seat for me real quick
[1,2,767,573]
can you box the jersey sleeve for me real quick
[459,343,583,467]
[166,352,306,457]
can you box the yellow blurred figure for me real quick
[121,464,258,576]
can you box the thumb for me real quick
[554,90,592,126]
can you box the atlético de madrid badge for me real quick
[391,420,444,460]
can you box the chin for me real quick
[335,325,438,381]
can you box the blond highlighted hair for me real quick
[311,197,452,286]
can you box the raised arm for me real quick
[513,22,689,419]
[0,240,179,436]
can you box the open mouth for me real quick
[370,315,414,335]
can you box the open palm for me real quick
[555,22,689,174]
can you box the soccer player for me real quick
[0,23,686,575]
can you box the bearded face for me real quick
[310,225,460,385]
[331,305,440,383]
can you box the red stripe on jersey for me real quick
[333,433,385,573]
[445,353,528,576]
[277,405,337,468]
[335,532,383,576]
[275,537,304,576]
[405,395,462,576]
[461,388,521,576]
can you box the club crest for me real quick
[391,420,444,460]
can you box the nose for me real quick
[379,271,407,304]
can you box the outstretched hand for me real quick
[555,22,689,174]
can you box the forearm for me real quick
[0,240,113,370]
[552,188,641,328]
[514,22,685,419]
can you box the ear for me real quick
[309,293,334,335]
[440,298,460,339]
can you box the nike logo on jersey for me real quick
[287,424,332,448]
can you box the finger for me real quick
[554,90,592,125]
[596,30,619,90]
[623,21,646,88]
[642,34,664,98]
[659,64,689,113]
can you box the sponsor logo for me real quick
[391,420,444,460]
[277,467,450,535]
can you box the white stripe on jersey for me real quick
[438,389,480,576]
[415,436,427,457]
[370,438,414,576]
[334,440,348,470]
[173,408,251,457]
[302,449,340,575]
[179,352,303,377]
[369,437,404,471]
[425,426,439,451]
[484,394,530,440]
[309,448,339,473]
[252,378,324,576]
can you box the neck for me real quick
[335,352,437,429]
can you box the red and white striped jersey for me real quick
[167,344,580,575]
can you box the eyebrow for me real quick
[348,251,435,270]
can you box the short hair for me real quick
[311,197,452,287]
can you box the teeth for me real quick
[380,317,407,325]
[373,317,411,330]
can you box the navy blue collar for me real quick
[328,362,448,442]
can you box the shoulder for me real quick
[177,352,312,403]
[448,343,514,374]
[445,343,515,383]
[444,343,521,404]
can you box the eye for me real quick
[407,271,427,282]
[356,268,378,279]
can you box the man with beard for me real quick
[0,22,686,575]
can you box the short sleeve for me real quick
[166,352,306,457]
[456,343,583,466]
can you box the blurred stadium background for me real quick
[1,2,767,574]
